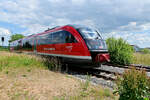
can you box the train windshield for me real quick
[79,28,102,39]
[77,27,107,50]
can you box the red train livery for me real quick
[10,25,110,68]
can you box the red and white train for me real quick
[10,25,110,68]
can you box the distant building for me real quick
[0,28,11,46]
[130,45,141,52]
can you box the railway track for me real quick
[66,63,150,88]
[104,63,150,72]
[103,63,150,77]
[66,65,118,88]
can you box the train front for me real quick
[76,26,110,67]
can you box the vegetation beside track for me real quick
[115,67,150,100]
[140,48,150,54]
[106,37,150,67]
[133,53,150,66]
[0,51,45,71]
[0,46,9,51]
[0,51,116,100]
[106,37,134,65]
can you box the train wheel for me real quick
[61,63,69,73]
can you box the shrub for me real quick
[140,48,150,54]
[115,67,150,100]
[106,37,134,65]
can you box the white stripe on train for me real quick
[37,52,92,60]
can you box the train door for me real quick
[18,40,22,52]
[33,37,37,53]
[62,30,81,56]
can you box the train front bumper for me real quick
[95,53,110,63]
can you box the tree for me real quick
[9,34,25,42]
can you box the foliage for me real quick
[140,48,150,54]
[115,67,150,100]
[106,37,134,65]
[133,53,150,66]
[9,34,24,42]
[0,46,9,51]
[42,56,62,71]
[0,52,45,71]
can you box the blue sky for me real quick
[0,0,150,47]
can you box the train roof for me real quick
[10,24,99,43]
[68,24,96,30]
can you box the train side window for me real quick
[64,31,77,43]
[37,31,77,45]
[22,38,33,50]
[52,31,65,44]
[46,33,53,44]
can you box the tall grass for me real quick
[133,53,150,66]
[140,48,150,54]
[0,46,9,51]
[106,37,134,65]
[0,52,45,71]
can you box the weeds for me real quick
[42,56,63,71]
[54,75,116,100]
[81,75,90,91]
[0,52,46,71]
[114,67,150,100]
[106,37,134,65]
[133,53,150,66]
[0,46,9,51]
[140,48,150,54]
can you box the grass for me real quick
[0,46,9,51]
[0,51,45,71]
[54,76,116,100]
[0,51,117,100]
[133,53,150,66]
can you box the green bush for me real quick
[115,67,150,100]
[141,48,150,54]
[106,37,134,65]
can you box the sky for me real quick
[0,0,150,47]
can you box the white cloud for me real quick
[71,0,86,6]
[0,28,11,36]
[118,22,150,32]
[103,31,150,48]
[22,24,49,36]
[0,0,150,47]
[0,28,11,46]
